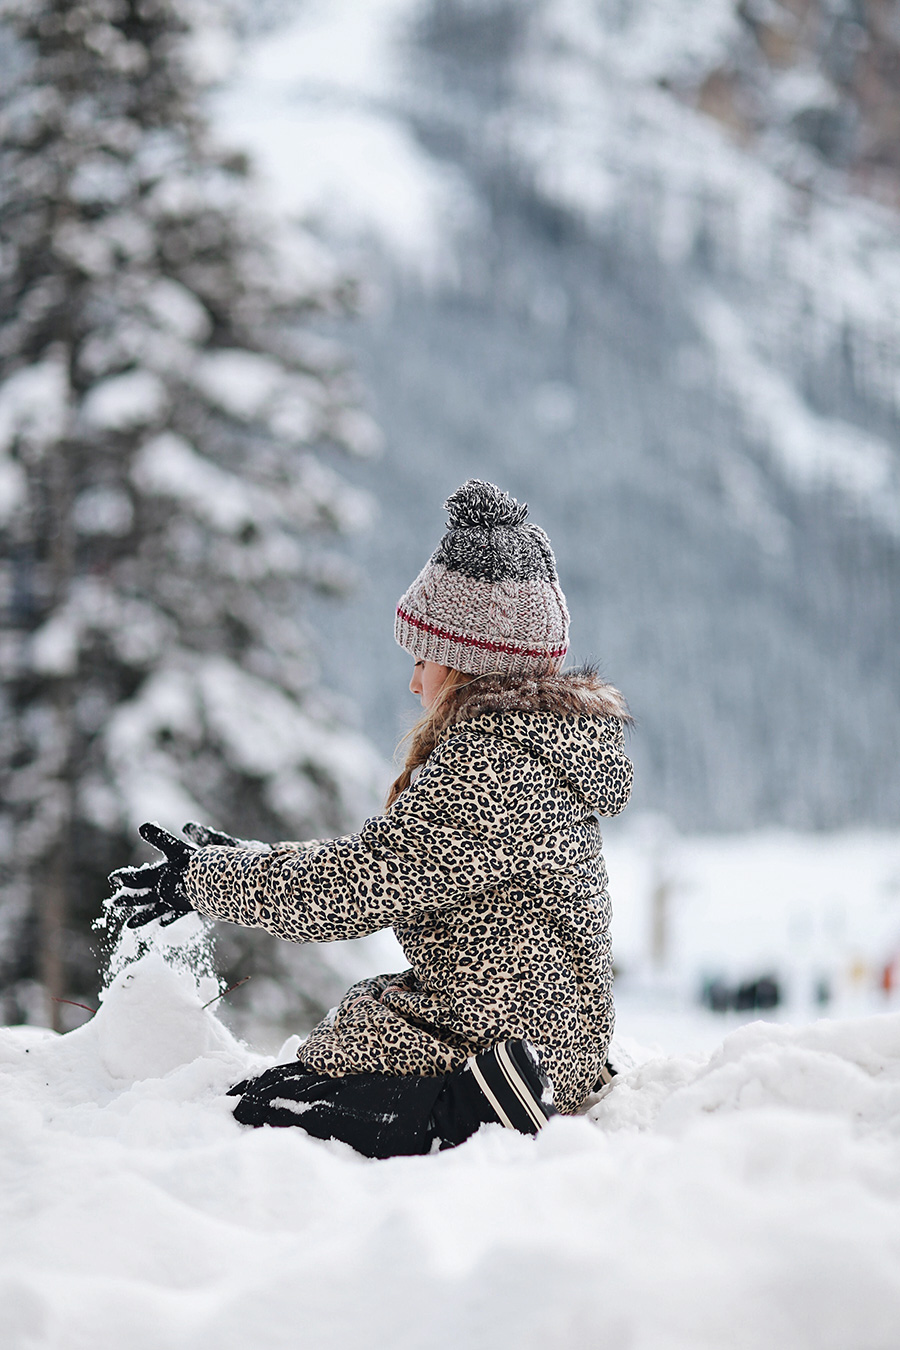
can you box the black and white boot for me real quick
[466,1039,557,1136]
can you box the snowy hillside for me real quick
[2,947,899,1349]
[212,0,900,832]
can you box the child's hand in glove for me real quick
[182,821,272,851]
[107,823,196,928]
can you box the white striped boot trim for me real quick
[468,1057,517,1131]
[494,1042,548,1131]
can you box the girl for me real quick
[110,480,633,1157]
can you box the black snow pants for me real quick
[228,1060,505,1160]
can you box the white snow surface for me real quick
[2,942,900,1349]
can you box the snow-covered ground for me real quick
[3,943,900,1350]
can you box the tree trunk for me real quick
[38,437,76,1031]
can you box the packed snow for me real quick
[2,930,900,1350]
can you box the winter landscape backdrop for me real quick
[1,2,900,1346]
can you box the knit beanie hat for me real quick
[394,479,570,677]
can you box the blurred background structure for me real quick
[1,0,899,1043]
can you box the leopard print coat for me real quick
[183,670,633,1114]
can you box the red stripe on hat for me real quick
[396,606,567,661]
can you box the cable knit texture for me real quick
[183,670,633,1114]
[395,480,570,676]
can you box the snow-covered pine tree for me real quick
[0,0,386,1030]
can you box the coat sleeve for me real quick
[182,741,519,944]
[597,717,634,817]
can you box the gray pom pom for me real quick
[444,479,528,530]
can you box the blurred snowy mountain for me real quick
[211,0,900,831]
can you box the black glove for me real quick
[182,821,271,852]
[107,823,196,929]
[182,821,240,848]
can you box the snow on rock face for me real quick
[2,947,900,1349]
[504,0,900,535]
[695,290,900,533]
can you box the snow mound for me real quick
[596,1014,900,1138]
[92,954,237,1082]
[2,953,900,1347]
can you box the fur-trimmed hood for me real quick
[445,666,631,728]
[440,666,633,817]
